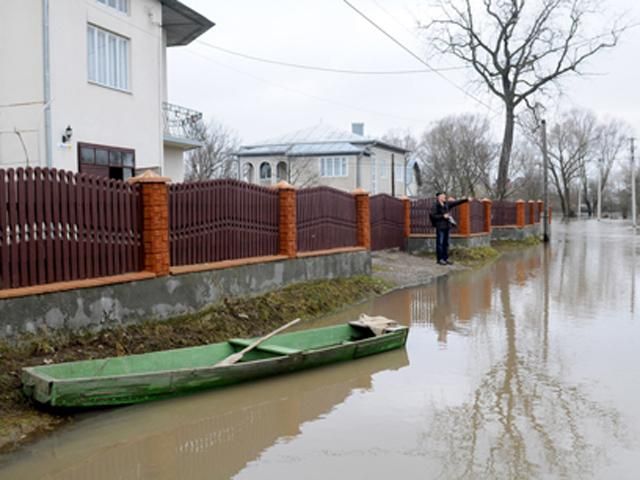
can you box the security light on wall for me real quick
[61,125,73,143]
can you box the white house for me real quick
[0,0,213,182]
[237,123,416,196]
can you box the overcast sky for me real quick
[167,0,640,149]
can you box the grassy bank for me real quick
[449,236,541,268]
[0,275,391,455]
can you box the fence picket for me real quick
[0,170,8,289]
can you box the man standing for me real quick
[430,192,471,266]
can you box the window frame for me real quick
[320,157,348,178]
[96,0,129,15]
[87,24,131,92]
[78,142,136,180]
[259,162,272,181]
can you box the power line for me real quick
[342,0,497,113]
[185,49,432,124]
[194,40,468,75]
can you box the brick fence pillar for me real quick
[458,200,471,237]
[482,198,492,233]
[537,200,544,223]
[516,199,526,228]
[276,181,297,258]
[401,196,411,238]
[353,188,371,250]
[128,170,171,276]
[528,200,535,225]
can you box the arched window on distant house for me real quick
[243,163,255,183]
[259,162,272,184]
[277,161,288,182]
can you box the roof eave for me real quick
[161,0,215,47]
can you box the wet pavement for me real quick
[0,220,638,479]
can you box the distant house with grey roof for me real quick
[236,123,416,196]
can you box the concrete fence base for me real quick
[406,233,492,255]
[0,250,371,340]
[491,224,541,241]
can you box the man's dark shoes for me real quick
[437,260,448,266]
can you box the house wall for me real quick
[0,0,164,173]
[240,148,408,195]
[163,145,185,182]
[0,0,45,168]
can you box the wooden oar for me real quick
[215,318,301,367]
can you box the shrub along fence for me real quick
[0,167,142,290]
[0,167,548,296]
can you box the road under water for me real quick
[1,220,638,479]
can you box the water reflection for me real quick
[419,242,627,479]
[0,350,408,480]
[1,221,638,479]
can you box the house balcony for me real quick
[162,102,203,150]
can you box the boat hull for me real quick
[22,324,408,408]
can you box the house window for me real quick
[259,162,272,181]
[96,0,128,14]
[320,157,347,177]
[87,25,130,91]
[380,159,388,179]
[78,143,135,180]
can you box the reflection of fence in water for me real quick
[44,362,390,480]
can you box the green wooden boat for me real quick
[22,320,408,408]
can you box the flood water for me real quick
[1,220,639,479]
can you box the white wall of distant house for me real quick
[241,147,411,196]
[0,0,165,174]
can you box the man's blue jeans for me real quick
[436,228,449,262]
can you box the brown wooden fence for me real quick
[370,194,404,251]
[410,198,435,235]
[296,187,357,252]
[169,179,279,266]
[527,202,535,224]
[470,200,486,233]
[0,168,142,289]
[492,200,518,226]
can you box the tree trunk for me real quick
[496,104,515,199]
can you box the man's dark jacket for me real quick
[430,198,468,230]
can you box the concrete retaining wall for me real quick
[491,224,541,241]
[406,234,491,255]
[0,251,371,339]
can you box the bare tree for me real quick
[382,129,418,153]
[423,0,625,198]
[546,109,596,217]
[185,120,241,182]
[588,118,631,215]
[287,157,320,188]
[416,114,496,197]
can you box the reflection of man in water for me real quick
[432,276,453,343]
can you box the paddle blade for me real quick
[215,352,243,367]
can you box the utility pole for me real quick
[632,138,636,229]
[391,154,395,197]
[597,158,603,221]
[542,119,549,242]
